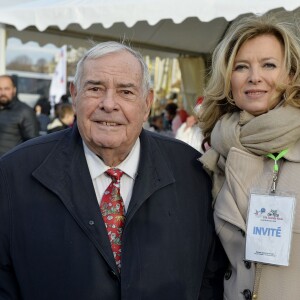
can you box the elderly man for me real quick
[0,75,39,156]
[0,42,226,299]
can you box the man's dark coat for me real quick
[0,124,226,299]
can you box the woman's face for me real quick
[230,34,290,116]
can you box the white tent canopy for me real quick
[1,0,299,30]
[0,0,299,108]
[1,0,299,59]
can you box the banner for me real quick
[49,45,67,106]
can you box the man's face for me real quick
[71,50,153,161]
[0,77,16,106]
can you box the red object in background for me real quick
[196,96,204,106]
[178,109,189,122]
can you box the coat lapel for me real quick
[32,125,119,274]
[125,130,175,225]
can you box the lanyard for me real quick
[266,149,288,193]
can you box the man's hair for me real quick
[57,103,74,119]
[0,75,16,87]
[73,41,151,96]
[165,103,178,116]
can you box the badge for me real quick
[245,193,295,266]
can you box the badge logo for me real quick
[254,208,266,217]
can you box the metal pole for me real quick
[0,23,6,75]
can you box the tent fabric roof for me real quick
[1,0,299,31]
[0,1,300,57]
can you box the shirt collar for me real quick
[83,138,140,180]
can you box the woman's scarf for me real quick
[200,104,300,202]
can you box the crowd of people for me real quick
[145,96,205,153]
[0,77,75,157]
[1,11,300,300]
[33,94,75,135]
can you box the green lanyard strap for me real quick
[266,149,288,173]
[266,149,288,193]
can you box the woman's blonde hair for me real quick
[200,12,300,145]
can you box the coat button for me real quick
[224,269,232,280]
[244,260,251,269]
[242,289,252,300]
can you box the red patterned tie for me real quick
[100,168,125,271]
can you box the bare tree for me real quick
[7,55,33,72]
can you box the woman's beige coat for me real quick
[215,141,300,300]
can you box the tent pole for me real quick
[0,23,6,75]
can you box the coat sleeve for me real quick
[198,231,228,300]
[0,165,21,299]
[20,107,39,140]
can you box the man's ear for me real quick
[69,82,77,111]
[144,89,154,122]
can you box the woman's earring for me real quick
[283,92,287,101]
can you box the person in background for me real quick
[163,102,178,133]
[176,96,204,153]
[199,12,300,300]
[50,95,71,121]
[0,75,39,157]
[59,94,70,104]
[149,114,164,132]
[163,102,184,136]
[164,99,189,137]
[147,114,172,137]
[34,96,51,135]
[168,92,189,126]
[47,102,75,133]
[171,106,188,135]
[0,41,227,300]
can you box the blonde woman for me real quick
[199,12,300,300]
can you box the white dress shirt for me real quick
[83,139,140,213]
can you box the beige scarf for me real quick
[200,104,300,202]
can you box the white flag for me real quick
[49,45,67,105]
